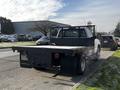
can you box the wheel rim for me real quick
[81,58,86,72]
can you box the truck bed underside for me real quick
[12,45,90,75]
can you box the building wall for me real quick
[13,20,70,36]
[13,21,41,35]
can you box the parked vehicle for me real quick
[101,35,118,50]
[0,35,10,42]
[12,25,101,75]
[7,35,17,42]
[32,35,41,41]
[36,36,50,45]
[26,34,33,41]
[0,34,17,42]
[29,32,42,41]
[0,35,8,42]
[17,34,27,41]
[115,37,120,47]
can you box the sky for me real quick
[0,0,120,32]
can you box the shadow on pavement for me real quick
[33,58,106,87]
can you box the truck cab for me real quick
[51,25,101,55]
[51,26,95,46]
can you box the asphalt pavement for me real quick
[0,48,12,52]
[0,48,18,59]
[0,49,114,90]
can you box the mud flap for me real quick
[20,51,32,68]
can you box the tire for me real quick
[77,55,86,75]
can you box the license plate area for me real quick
[103,40,108,43]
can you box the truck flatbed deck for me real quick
[13,45,86,50]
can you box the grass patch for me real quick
[74,50,120,90]
[0,41,36,48]
[113,50,120,58]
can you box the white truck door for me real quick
[94,39,101,53]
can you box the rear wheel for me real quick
[77,55,86,75]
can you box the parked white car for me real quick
[36,36,50,45]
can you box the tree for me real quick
[31,21,57,36]
[114,22,120,37]
[0,17,15,34]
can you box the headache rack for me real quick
[50,25,96,37]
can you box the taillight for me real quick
[54,53,60,59]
